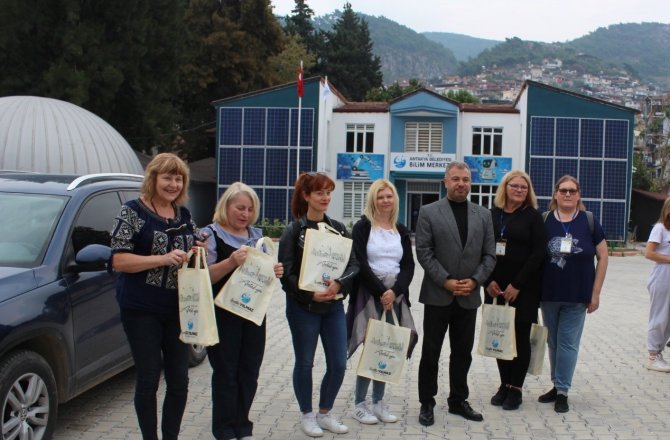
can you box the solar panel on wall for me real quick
[528,116,630,241]
[218,107,314,223]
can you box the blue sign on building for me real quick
[464,156,512,184]
[336,153,384,181]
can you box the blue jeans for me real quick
[355,309,395,405]
[541,301,587,394]
[121,308,189,440]
[286,297,347,413]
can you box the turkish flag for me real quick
[297,62,304,98]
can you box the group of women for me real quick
[110,152,615,439]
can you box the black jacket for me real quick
[278,215,359,314]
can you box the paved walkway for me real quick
[54,254,670,439]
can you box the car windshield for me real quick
[0,193,67,267]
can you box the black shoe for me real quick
[448,401,483,422]
[554,394,569,413]
[502,388,522,410]
[419,403,434,426]
[490,385,508,406]
[538,387,557,403]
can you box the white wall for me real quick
[458,112,525,169]
[327,111,390,224]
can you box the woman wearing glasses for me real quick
[537,175,608,413]
[111,153,200,440]
[278,172,359,437]
[644,197,670,372]
[202,182,283,440]
[485,170,546,410]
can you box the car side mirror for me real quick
[70,244,112,273]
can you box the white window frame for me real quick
[469,184,498,209]
[404,122,443,152]
[342,181,372,218]
[346,123,374,153]
[472,127,503,156]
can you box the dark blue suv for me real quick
[0,173,205,439]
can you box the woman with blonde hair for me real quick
[346,179,417,424]
[111,153,199,439]
[537,175,608,413]
[484,170,546,410]
[644,197,670,372]
[203,182,283,440]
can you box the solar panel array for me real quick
[528,117,630,241]
[218,107,314,222]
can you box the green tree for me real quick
[178,0,285,159]
[268,34,316,85]
[446,89,480,103]
[365,79,421,101]
[0,0,186,153]
[632,152,653,191]
[284,1,320,53]
[318,2,382,101]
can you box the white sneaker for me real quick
[372,400,398,423]
[352,402,379,424]
[301,412,324,437]
[316,412,349,434]
[647,352,670,372]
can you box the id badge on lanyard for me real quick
[560,234,573,254]
[496,240,507,256]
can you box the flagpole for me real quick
[296,60,303,181]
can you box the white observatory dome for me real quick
[0,96,143,174]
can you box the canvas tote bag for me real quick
[177,246,219,346]
[477,302,517,360]
[528,322,548,375]
[298,222,353,292]
[356,309,411,384]
[214,237,279,326]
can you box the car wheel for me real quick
[0,350,57,440]
[188,344,207,367]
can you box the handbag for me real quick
[298,222,353,292]
[177,246,219,346]
[356,309,411,384]
[477,302,517,360]
[528,322,548,375]
[214,237,279,326]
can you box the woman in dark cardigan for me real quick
[484,170,546,410]
[346,179,417,424]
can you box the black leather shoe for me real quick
[538,387,557,403]
[448,401,483,422]
[419,403,434,426]
[502,388,522,410]
[554,394,569,413]
[490,385,508,406]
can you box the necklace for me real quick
[149,198,172,223]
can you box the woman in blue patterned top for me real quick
[537,175,608,414]
[111,153,199,440]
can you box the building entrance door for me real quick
[407,181,442,232]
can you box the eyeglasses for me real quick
[305,171,328,177]
[507,184,529,191]
[557,188,579,195]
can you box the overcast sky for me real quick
[271,0,670,43]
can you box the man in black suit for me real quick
[415,161,496,426]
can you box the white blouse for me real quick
[367,227,402,278]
